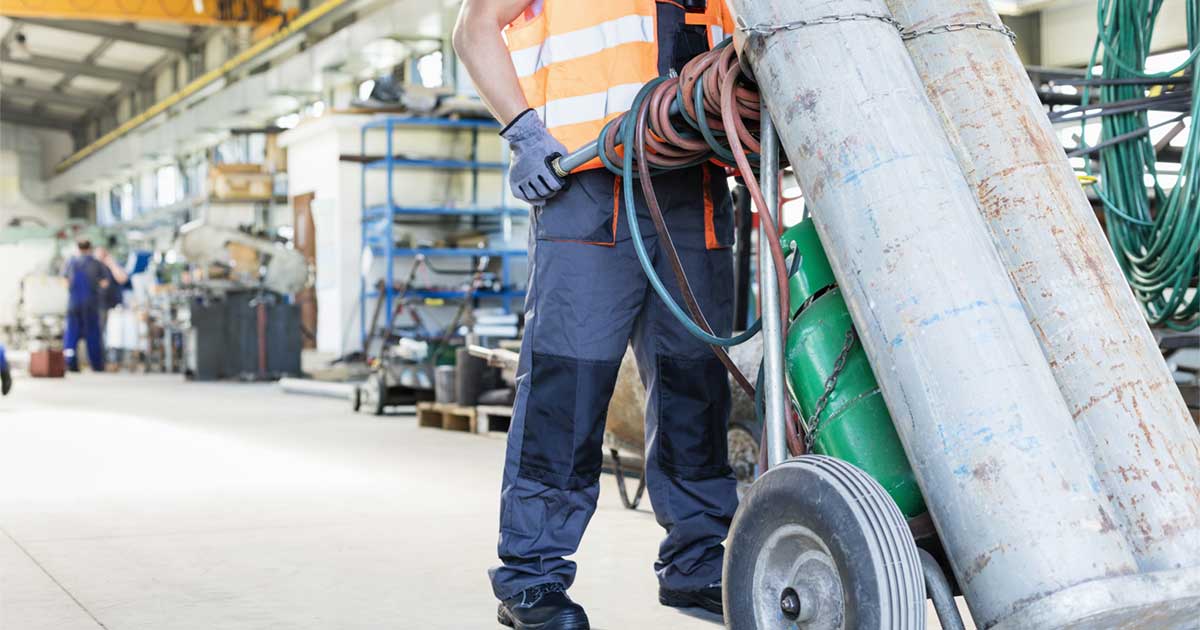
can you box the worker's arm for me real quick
[452,0,532,125]
[98,250,129,285]
[453,0,569,202]
[108,263,129,286]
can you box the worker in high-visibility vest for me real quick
[454,1,737,628]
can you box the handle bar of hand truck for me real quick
[549,141,600,179]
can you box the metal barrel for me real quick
[886,0,1200,573]
[783,220,925,518]
[726,0,1139,627]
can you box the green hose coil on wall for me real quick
[782,220,926,519]
[1083,0,1198,330]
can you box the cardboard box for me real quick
[227,242,260,276]
[30,349,65,378]
[209,163,273,201]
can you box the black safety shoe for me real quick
[660,581,723,616]
[0,367,10,396]
[497,583,590,629]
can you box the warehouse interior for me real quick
[0,0,1197,628]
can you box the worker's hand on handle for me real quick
[501,109,568,204]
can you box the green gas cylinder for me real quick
[783,219,926,518]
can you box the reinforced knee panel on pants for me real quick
[519,352,622,490]
[655,353,732,481]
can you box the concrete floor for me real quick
[0,372,971,629]
[0,372,725,630]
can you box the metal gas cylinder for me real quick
[783,219,925,518]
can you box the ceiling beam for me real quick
[0,106,78,130]
[81,51,178,121]
[17,18,193,52]
[53,38,116,93]
[1,83,106,108]
[0,50,142,84]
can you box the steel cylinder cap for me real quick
[782,218,836,317]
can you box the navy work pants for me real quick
[490,167,737,599]
[64,307,104,371]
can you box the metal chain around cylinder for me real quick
[737,13,903,37]
[803,328,857,451]
[736,12,1014,44]
[901,22,1016,42]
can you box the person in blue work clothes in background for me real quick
[0,343,11,396]
[456,1,739,628]
[61,239,113,372]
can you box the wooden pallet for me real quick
[416,402,477,433]
[475,404,514,434]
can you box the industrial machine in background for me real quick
[0,222,74,370]
[175,221,309,381]
[177,221,309,297]
[183,289,302,381]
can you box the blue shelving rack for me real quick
[359,117,528,348]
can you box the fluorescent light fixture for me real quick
[274,113,300,129]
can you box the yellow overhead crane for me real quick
[0,0,288,27]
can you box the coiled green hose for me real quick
[1081,0,1198,330]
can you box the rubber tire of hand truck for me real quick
[723,455,925,630]
[351,385,362,412]
[369,372,386,416]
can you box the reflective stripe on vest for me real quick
[510,14,655,81]
[506,0,732,170]
[710,24,725,45]
[534,82,645,130]
[506,0,659,168]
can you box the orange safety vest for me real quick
[505,0,735,171]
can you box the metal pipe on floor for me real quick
[886,0,1200,573]
[726,1,1139,627]
[278,377,357,400]
[759,111,789,469]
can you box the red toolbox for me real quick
[30,349,65,378]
